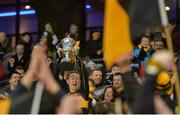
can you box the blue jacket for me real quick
[133,45,154,67]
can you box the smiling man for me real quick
[66,71,89,113]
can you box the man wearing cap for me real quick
[86,32,103,59]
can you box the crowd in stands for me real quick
[0,22,180,114]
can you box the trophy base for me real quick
[61,58,71,62]
[59,62,74,73]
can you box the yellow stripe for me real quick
[0,98,11,114]
[79,95,88,108]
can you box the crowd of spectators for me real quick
[0,22,180,114]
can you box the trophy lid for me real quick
[61,37,74,44]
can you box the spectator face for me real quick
[111,66,120,75]
[69,25,78,35]
[104,87,114,102]
[16,44,24,55]
[141,37,150,48]
[22,34,31,43]
[45,23,53,33]
[113,75,123,89]
[91,70,103,86]
[9,73,20,87]
[92,33,101,41]
[40,36,48,45]
[154,41,164,50]
[67,73,81,92]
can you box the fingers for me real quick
[57,48,63,57]
[28,44,47,74]
[57,48,62,52]
[35,45,53,81]
[37,50,60,94]
[32,44,47,58]
[9,58,15,63]
[22,44,49,89]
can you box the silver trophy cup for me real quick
[61,37,74,62]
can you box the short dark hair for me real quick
[15,66,24,70]
[16,43,25,47]
[111,64,119,68]
[141,34,150,39]
[113,72,122,76]
[90,69,102,76]
[21,32,31,37]
[9,71,20,79]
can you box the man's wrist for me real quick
[21,71,35,89]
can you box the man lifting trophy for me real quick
[55,35,87,96]
[56,37,80,74]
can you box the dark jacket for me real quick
[86,39,103,59]
[18,40,32,61]
[8,54,28,73]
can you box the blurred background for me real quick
[0,0,179,54]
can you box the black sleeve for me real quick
[77,56,89,100]
[121,71,138,104]
[138,47,147,60]
[53,62,69,92]
[131,74,157,114]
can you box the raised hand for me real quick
[9,58,15,67]
[116,52,132,73]
[57,47,63,58]
[36,45,60,95]
[21,44,47,89]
